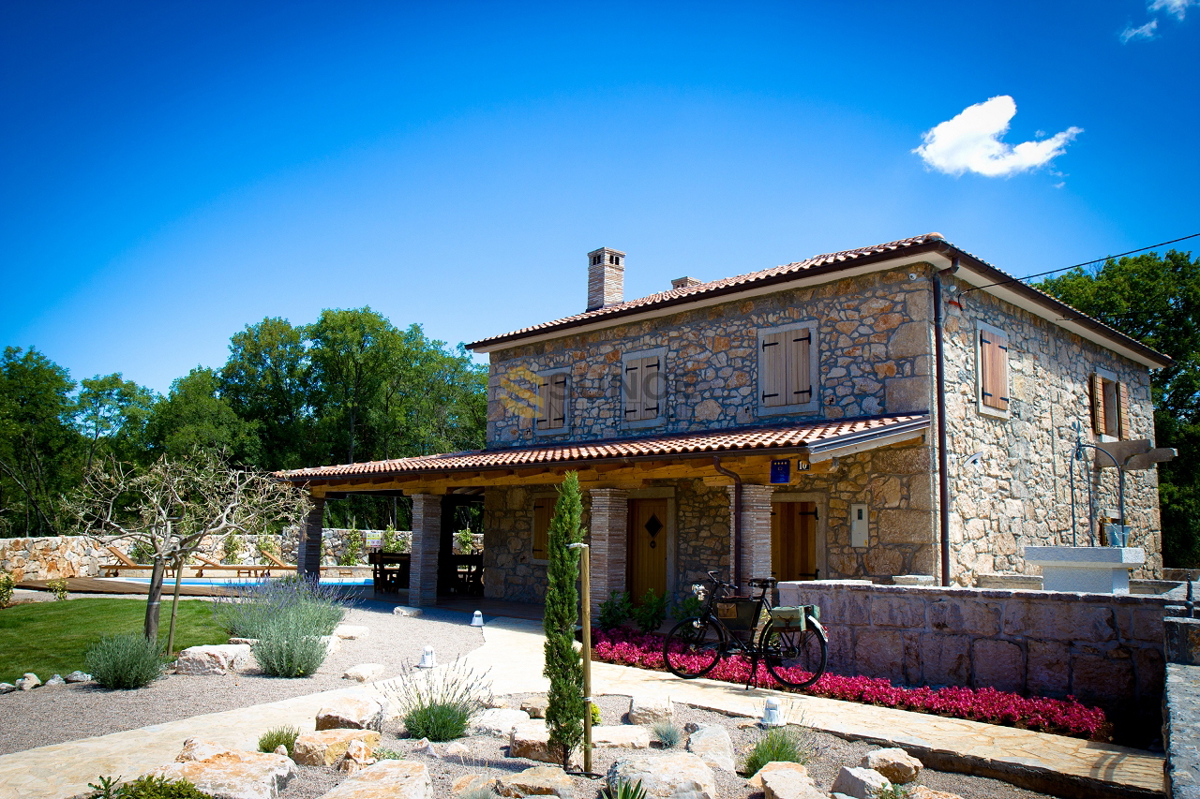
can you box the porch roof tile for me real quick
[277,412,930,482]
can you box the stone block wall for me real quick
[940,274,1162,581]
[0,536,111,582]
[482,486,593,603]
[779,580,1168,739]
[1164,663,1200,799]
[487,265,936,447]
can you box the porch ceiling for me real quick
[278,413,929,495]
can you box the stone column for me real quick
[728,484,775,589]
[298,497,325,581]
[588,489,629,616]
[409,493,442,606]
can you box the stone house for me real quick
[279,233,1171,608]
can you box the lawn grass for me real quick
[0,598,228,683]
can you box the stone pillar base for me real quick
[410,494,442,606]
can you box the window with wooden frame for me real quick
[977,323,1010,416]
[1090,368,1131,440]
[758,322,818,414]
[622,349,666,427]
[536,371,568,433]
[532,497,553,561]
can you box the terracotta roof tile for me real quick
[278,413,930,482]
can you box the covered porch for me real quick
[277,413,932,610]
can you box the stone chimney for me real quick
[671,276,702,290]
[587,247,625,311]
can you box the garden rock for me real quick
[495,765,574,798]
[343,663,385,682]
[861,748,922,784]
[273,746,288,757]
[316,759,431,799]
[520,695,549,718]
[322,635,342,655]
[337,740,376,773]
[747,761,812,788]
[0,683,14,694]
[152,738,295,799]
[64,670,92,683]
[831,766,891,799]
[473,707,531,737]
[16,673,40,691]
[391,606,423,617]
[445,742,470,759]
[593,725,652,749]
[452,775,498,797]
[176,644,253,676]
[316,694,386,732]
[685,725,735,772]
[628,695,673,724]
[607,752,716,799]
[509,720,565,764]
[335,624,370,640]
[758,762,825,799]
[483,694,511,708]
[44,674,65,686]
[294,730,381,766]
[910,788,964,799]
[413,737,439,757]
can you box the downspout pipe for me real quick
[713,455,743,590]
[934,259,959,587]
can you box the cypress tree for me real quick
[542,471,585,768]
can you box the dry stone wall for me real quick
[0,536,110,582]
[940,274,1162,581]
[779,580,1168,739]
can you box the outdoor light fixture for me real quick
[417,646,436,668]
[471,610,484,627]
[762,697,784,726]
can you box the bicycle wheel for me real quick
[759,619,827,689]
[663,617,725,679]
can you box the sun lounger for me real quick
[260,551,295,570]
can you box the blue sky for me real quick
[2,1,1197,394]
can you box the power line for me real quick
[960,233,1200,294]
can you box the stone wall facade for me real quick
[940,273,1163,582]
[487,265,936,446]
[779,580,1168,739]
[0,536,111,582]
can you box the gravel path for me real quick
[0,600,484,756]
[275,693,1057,799]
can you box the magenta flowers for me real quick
[593,629,1107,740]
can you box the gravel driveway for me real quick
[0,599,484,756]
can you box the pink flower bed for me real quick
[593,629,1108,740]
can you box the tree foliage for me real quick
[542,471,585,767]
[1037,249,1200,566]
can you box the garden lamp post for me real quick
[567,541,593,773]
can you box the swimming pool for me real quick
[116,576,373,587]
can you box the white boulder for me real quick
[316,760,432,799]
[293,729,381,766]
[592,725,652,749]
[496,765,574,798]
[150,738,295,799]
[335,624,371,640]
[628,695,673,725]
[0,683,14,694]
[607,752,716,799]
[831,766,892,799]
[861,748,922,784]
[509,720,569,765]
[472,708,530,737]
[316,694,386,732]
[176,644,253,676]
[65,670,92,683]
[686,725,735,772]
[16,673,40,691]
[757,762,826,799]
[343,663,385,683]
[520,695,549,718]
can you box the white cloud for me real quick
[914,96,1083,178]
[1121,19,1159,42]
[1150,0,1195,20]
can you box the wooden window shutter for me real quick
[536,377,550,429]
[1090,373,1104,434]
[624,360,642,420]
[1117,382,1131,440]
[787,328,813,404]
[532,499,552,559]
[549,374,566,429]
[979,329,1009,411]
[640,357,662,420]
[760,331,787,407]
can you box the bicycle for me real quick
[661,571,828,689]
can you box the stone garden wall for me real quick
[779,580,1168,738]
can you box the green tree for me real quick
[146,368,260,464]
[0,347,81,537]
[1037,249,1200,566]
[75,373,156,469]
[542,471,585,768]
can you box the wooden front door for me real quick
[771,501,818,581]
[627,498,668,601]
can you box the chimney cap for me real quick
[671,276,702,290]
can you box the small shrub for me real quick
[652,720,683,748]
[258,725,300,756]
[742,727,809,776]
[212,575,347,640]
[382,659,491,742]
[128,541,155,564]
[876,785,912,799]
[48,578,70,601]
[598,591,632,631]
[591,702,602,725]
[338,528,363,566]
[251,620,329,677]
[87,774,212,798]
[85,633,164,689]
[382,526,409,554]
[0,571,14,608]
[374,747,405,760]
[630,588,669,634]
[455,527,476,554]
[256,536,281,565]
[222,532,242,564]
[603,780,648,799]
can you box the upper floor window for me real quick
[758,322,818,415]
[623,349,665,427]
[1091,368,1130,440]
[536,371,568,433]
[977,323,1009,417]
